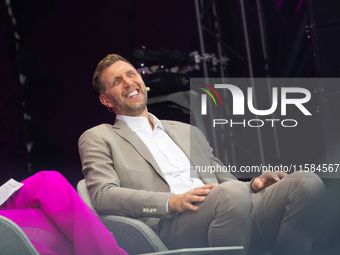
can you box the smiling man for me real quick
[79,54,325,255]
[98,59,149,118]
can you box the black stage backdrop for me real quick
[1,0,318,185]
[1,0,200,184]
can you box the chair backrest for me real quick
[0,215,39,255]
[76,179,98,216]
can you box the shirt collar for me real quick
[116,113,164,133]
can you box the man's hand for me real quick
[251,171,288,192]
[168,183,218,213]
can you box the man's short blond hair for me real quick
[93,54,134,94]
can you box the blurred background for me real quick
[1,0,340,253]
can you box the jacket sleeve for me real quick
[78,126,173,220]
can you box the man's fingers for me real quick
[276,171,288,179]
[194,183,218,191]
[199,183,218,189]
[190,188,211,196]
[260,171,287,181]
[205,183,218,189]
[170,184,218,213]
[254,170,288,192]
[186,203,198,211]
[176,197,201,213]
[262,171,280,181]
[187,195,206,203]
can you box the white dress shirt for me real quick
[116,114,205,195]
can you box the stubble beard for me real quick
[112,87,148,116]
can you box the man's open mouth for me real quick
[125,89,139,98]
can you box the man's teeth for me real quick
[127,90,138,98]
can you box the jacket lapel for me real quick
[112,119,167,182]
[161,120,191,159]
[161,120,218,185]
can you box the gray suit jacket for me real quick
[78,119,237,228]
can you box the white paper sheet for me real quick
[0,179,24,206]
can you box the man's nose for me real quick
[122,76,134,87]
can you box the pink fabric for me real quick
[0,171,128,255]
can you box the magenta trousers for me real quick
[0,171,128,255]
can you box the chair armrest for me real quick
[139,246,244,255]
[100,214,168,254]
[0,215,39,255]
[77,179,168,255]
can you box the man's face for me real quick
[100,61,148,116]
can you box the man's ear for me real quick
[99,94,110,107]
